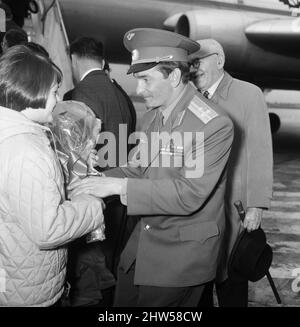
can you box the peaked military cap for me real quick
[123,28,200,74]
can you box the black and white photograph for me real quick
[0,0,299,323]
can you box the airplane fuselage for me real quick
[59,0,300,89]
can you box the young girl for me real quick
[0,45,104,306]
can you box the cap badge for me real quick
[126,32,135,41]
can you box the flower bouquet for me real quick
[50,100,105,243]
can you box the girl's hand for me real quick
[87,149,99,170]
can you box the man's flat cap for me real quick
[188,38,225,61]
[123,28,200,74]
[228,227,273,282]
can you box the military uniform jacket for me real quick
[107,82,234,287]
[211,72,273,281]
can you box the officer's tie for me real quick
[202,90,210,99]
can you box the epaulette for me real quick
[187,95,218,124]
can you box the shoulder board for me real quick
[188,95,218,124]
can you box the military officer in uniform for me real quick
[69,28,234,307]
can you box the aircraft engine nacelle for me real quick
[168,9,300,89]
[171,9,255,72]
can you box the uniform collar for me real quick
[159,84,187,125]
[145,82,196,134]
[163,82,197,131]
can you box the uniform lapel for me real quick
[143,83,197,172]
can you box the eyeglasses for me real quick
[190,53,218,69]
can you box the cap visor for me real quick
[127,62,158,74]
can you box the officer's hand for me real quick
[243,207,263,232]
[68,176,125,199]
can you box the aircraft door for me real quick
[26,0,73,98]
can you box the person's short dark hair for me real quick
[25,41,49,57]
[0,45,62,112]
[156,61,190,84]
[3,28,27,48]
[69,37,104,63]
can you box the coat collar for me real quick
[81,69,106,81]
[0,106,52,146]
[211,71,233,102]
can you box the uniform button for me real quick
[144,224,151,231]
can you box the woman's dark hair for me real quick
[0,45,62,111]
[156,61,190,84]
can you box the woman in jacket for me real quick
[0,45,104,306]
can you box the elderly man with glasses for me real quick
[189,39,273,307]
